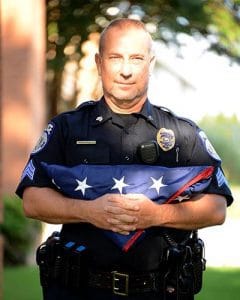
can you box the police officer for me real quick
[16,18,233,300]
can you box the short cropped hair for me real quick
[99,18,153,55]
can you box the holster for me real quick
[36,231,87,289]
[188,232,206,294]
[163,230,206,296]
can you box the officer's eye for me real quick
[131,56,144,63]
[109,55,122,60]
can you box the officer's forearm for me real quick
[23,186,92,224]
[153,194,227,230]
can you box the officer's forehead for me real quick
[106,25,150,41]
[101,26,153,53]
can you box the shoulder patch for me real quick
[32,122,55,154]
[198,131,221,161]
[216,167,228,187]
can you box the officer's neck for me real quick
[104,96,146,114]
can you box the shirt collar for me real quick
[91,97,157,128]
[133,99,157,128]
[90,97,112,126]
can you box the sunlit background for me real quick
[150,38,240,122]
[1,1,240,299]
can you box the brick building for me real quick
[0,0,46,294]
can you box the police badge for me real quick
[157,128,175,151]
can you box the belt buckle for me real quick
[112,271,129,296]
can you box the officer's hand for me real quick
[105,194,158,232]
[87,194,140,235]
[116,194,159,229]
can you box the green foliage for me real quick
[1,195,42,266]
[46,0,240,69]
[199,114,240,184]
[45,0,240,118]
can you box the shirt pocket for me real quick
[66,139,110,165]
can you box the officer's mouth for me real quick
[115,81,135,89]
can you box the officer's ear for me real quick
[95,53,102,76]
[149,55,156,76]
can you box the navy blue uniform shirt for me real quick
[16,98,233,271]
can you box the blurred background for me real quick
[1,0,240,299]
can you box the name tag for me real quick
[76,141,96,145]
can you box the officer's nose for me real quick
[120,61,132,78]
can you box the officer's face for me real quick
[95,27,155,110]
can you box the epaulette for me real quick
[75,100,98,111]
[155,104,197,128]
[52,101,98,121]
[175,115,197,127]
[158,105,177,117]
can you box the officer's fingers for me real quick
[108,218,137,234]
[119,214,138,224]
[107,214,138,225]
[125,193,148,200]
[105,205,123,214]
[111,228,130,235]
[113,223,137,232]
[118,231,130,235]
[105,207,139,220]
[106,198,140,212]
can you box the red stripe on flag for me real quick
[123,166,214,252]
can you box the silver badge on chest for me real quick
[157,128,175,151]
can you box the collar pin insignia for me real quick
[96,116,103,122]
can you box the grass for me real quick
[3,266,42,300]
[3,266,240,300]
[196,267,240,300]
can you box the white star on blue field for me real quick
[74,177,92,196]
[72,175,167,196]
[111,176,130,194]
[42,162,212,204]
[149,176,167,195]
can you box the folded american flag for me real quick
[41,162,213,251]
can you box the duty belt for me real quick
[88,269,161,296]
[37,231,205,297]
